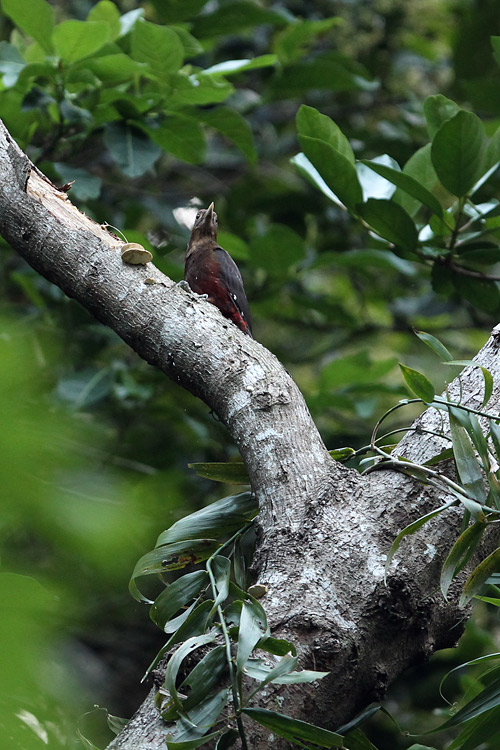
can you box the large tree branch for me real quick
[2,120,500,749]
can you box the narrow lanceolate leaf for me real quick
[164,633,217,710]
[449,411,487,506]
[299,135,363,210]
[357,199,418,252]
[414,330,453,361]
[460,547,500,606]
[360,160,443,217]
[236,600,269,681]
[297,105,355,163]
[150,570,208,630]
[165,689,228,748]
[242,708,344,748]
[440,522,486,599]
[431,110,486,197]
[246,653,299,701]
[431,673,500,729]
[385,502,456,577]
[188,461,250,484]
[399,364,435,402]
[329,447,356,461]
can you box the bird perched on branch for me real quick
[184,202,253,336]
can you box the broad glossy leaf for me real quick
[104,122,161,177]
[249,224,305,274]
[131,19,183,74]
[299,135,363,210]
[356,156,398,201]
[440,522,486,598]
[52,20,109,63]
[395,144,446,217]
[150,570,208,629]
[297,104,355,163]
[399,364,435,402]
[291,152,342,207]
[188,462,249,484]
[87,1,121,40]
[200,107,257,164]
[360,159,443,217]
[243,708,343,747]
[156,492,257,546]
[274,17,341,65]
[148,115,206,164]
[452,274,500,314]
[424,94,461,139]
[431,111,486,197]
[460,548,500,606]
[2,0,54,53]
[257,636,297,657]
[201,55,277,76]
[169,73,234,106]
[415,330,453,361]
[357,199,418,252]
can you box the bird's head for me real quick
[189,202,218,244]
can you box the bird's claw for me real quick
[176,280,191,291]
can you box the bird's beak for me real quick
[206,202,215,218]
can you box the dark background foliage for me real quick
[1,0,500,748]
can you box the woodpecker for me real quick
[184,203,252,336]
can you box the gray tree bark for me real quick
[1,119,499,749]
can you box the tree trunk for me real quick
[1,120,499,749]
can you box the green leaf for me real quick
[257,636,297,657]
[191,2,289,37]
[52,20,109,63]
[210,555,231,611]
[452,274,500,314]
[460,548,500,606]
[87,0,121,40]
[385,501,456,576]
[249,224,305,274]
[445,705,500,750]
[130,540,220,601]
[329,447,356,461]
[169,72,234,106]
[148,114,206,164]
[424,94,461,139]
[236,600,268,681]
[274,17,341,65]
[399,364,435,402]
[443,362,493,408]
[131,19,184,75]
[179,646,227,713]
[85,53,146,82]
[1,0,54,53]
[200,107,257,164]
[165,689,228,747]
[156,492,257,546]
[188,461,250,484]
[431,111,486,197]
[449,410,486,508]
[360,160,443,217]
[299,136,363,210]
[291,152,342,207]
[150,570,208,630]
[246,653,299,701]
[243,708,344,748]
[201,54,277,76]
[394,144,445,218]
[440,522,486,598]
[164,632,217,710]
[415,330,453,361]
[244,659,328,686]
[104,122,161,177]
[215,729,239,749]
[357,199,418,252]
[297,105,355,163]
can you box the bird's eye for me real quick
[214,216,218,224]
[195,211,202,220]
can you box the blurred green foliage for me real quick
[1,0,500,747]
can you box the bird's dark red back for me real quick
[184,203,252,336]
